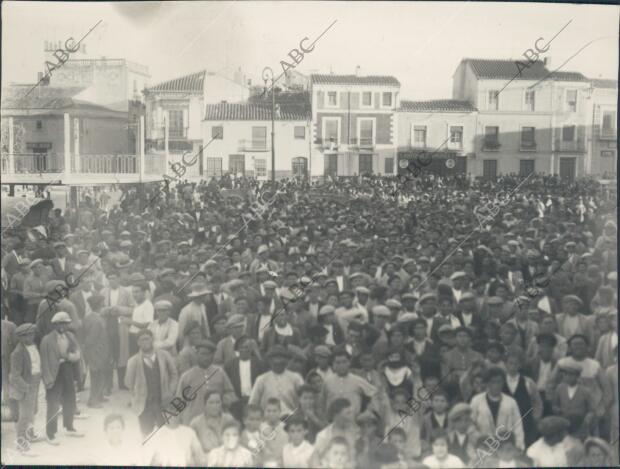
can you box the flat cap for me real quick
[386,299,402,309]
[263,280,278,289]
[29,259,44,269]
[487,296,503,305]
[154,300,173,310]
[450,271,467,281]
[371,305,391,318]
[314,345,332,358]
[538,416,569,437]
[355,286,370,295]
[418,293,437,304]
[267,345,289,359]
[319,305,336,316]
[459,292,476,302]
[562,294,583,306]
[448,402,472,421]
[51,311,72,323]
[225,314,246,329]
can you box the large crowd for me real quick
[1,171,618,468]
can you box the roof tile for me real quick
[311,74,400,86]
[399,99,477,112]
[204,102,310,121]
[147,70,206,93]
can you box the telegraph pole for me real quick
[263,67,276,182]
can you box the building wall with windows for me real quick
[310,74,400,177]
[586,80,617,177]
[202,102,311,180]
[396,100,477,177]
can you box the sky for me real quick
[2,1,618,100]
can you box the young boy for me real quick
[387,427,411,466]
[260,398,289,464]
[294,384,326,443]
[241,404,264,456]
[422,428,464,468]
[282,416,315,468]
[421,388,450,443]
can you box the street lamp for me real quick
[262,67,276,182]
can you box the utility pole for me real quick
[263,67,276,182]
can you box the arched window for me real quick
[292,157,308,178]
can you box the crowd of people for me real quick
[1,170,618,468]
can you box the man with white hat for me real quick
[149,300,179,357]
[177,282,211,348]
[40,312,84,444]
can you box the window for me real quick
[205,157,223,177]
[327,91,338,107]
[252,126,267,150]
[294,126,306,139]
[601,150,615,158]
[168,110,184,138]
[483,160,498,180]
[488,91,499,110]
[521,127,536,149]
[359,119,374,146]
[520,159,535,176]
[254,158,267,178]
[35,120,43,130]
[566,90,577,112]
[212,126,223,139]
[525,90,536,111]
[292,157,308,178]
[412,126,427,147]
[324,119,339,146]
[385,157,394,174]
[562,125,575,142]
[484,126,500,150]
[602,110,616,137]
[450,126,463,147]
[361,92,372,107]
[382,92,392,107]
[359,154,373,174]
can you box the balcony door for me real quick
[559,157,576,181]
[324,154,338,178]
[229,154,245,176]
[483,159,497,180]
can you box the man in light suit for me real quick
[101,271,134,392]
[470,366,525,450]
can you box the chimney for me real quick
[355,65,361,76]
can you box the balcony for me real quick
[556,139,585,153]
[314,137,339,151]
[447,140,463,151]
[483,140,501,151]
[520,141,537,152]
[1,153,64,173]
[348,137,374,150]
[600,129,617,140]
[237,139,269,152]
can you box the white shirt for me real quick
[422,454,464,469]
[567,384,578,400]
[282,440,315,468]
[506,374,520,394]
[109,288,120,306]
[526,437,568,467]
[130,300,154,334]
[461,312,472,327]
[239,359,252,397]
[26,344,41,375]
[536,361,553,390]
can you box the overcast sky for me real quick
[2,1,618,100]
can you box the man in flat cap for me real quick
[148,300,179,357]
[176,339,237,425]
[125,328,178,437]
[9,323,42,452]
[249,345,304,416]
[40,312,83,444]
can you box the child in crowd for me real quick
[421,388,450,444]
[281,416,315,468]
[321,436,351,469]
[387,427,413,466]
[240,404,263,457]
[259,398,289,464]
[294,384,326,443]
[207,420,254,467]
[422,428,464,468]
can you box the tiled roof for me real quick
[147,70,206,93]
[399,99,477,112]
[463,58,550,80]
[204,102,310,121]
[591,78,618,89]
[548,70,588,82]
[1,85,113,111]
[311,74,400,87]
